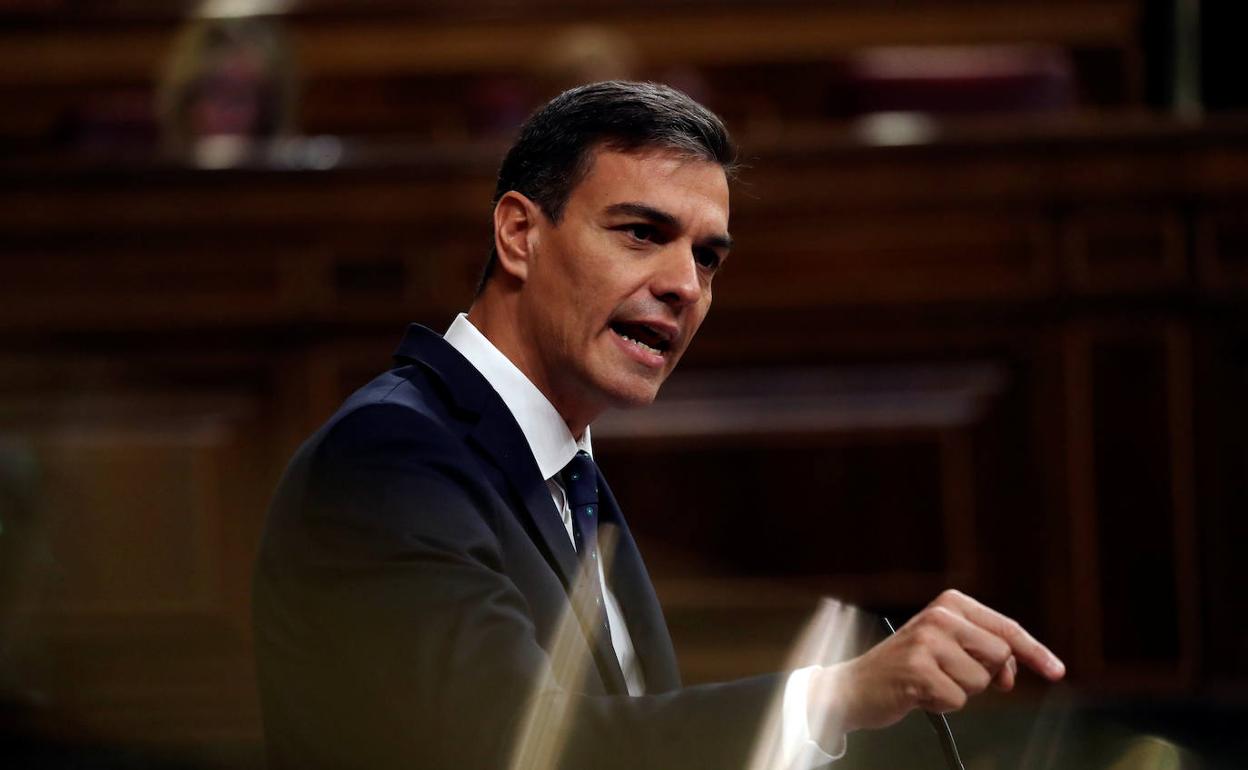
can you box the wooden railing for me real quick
[1,1,1144,145]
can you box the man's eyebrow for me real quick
[605,202,679,228]
[604,202,733,250]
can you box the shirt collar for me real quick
[444,313,591,481]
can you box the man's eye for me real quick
[624,224,656,242]
[694,248,722,270]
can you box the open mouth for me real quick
[610,321,672,357]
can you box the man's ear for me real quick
[493,191,543,283]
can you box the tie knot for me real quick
[560,450,599,509]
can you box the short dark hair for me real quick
[476,80,736,294]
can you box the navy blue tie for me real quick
[560,450,611,640]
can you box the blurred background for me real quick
[1,0,1246,767]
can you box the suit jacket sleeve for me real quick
[254,401,785,770]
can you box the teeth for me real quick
[618,332,663,355]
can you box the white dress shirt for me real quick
[444,313,840,767]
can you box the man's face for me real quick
[515,147,731,429]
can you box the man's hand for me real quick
[810,590,1066,735]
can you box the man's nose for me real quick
[651,245,702,307]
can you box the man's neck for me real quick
[465,303,593,439]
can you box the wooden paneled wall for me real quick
[2,116,1247,759]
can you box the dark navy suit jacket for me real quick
[253,325,782,769]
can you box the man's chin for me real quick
[599,374,665,411]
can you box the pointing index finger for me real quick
[939,591,1066,680]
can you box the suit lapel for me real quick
[597,471,682,693]
[394,324,580,590]
[465,398,581,590]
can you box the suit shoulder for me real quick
[320,366,465,458]
[270,370,499,541]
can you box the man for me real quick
[253,81,1065,769]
